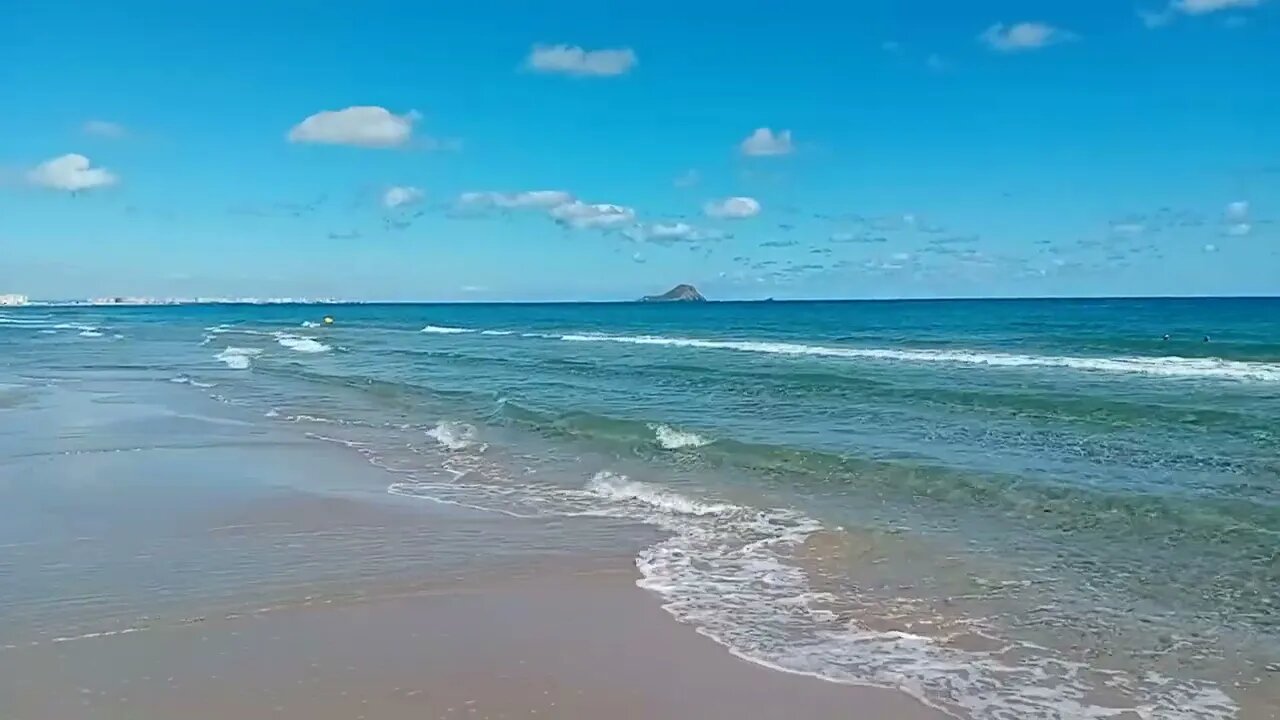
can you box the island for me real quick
[639,284,707,303]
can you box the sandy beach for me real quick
[3,562,946,720]
[0,374,945,720]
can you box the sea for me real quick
[2,298,1277,719]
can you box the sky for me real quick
[1,0,1278,301]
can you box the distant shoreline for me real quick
[6,294,1279,308]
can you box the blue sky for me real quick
[2,0,1277,301]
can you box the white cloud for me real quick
[630,222,725,244]
[382,185,424,209]
[549,201,636,229]
[926,54,949,72]
[26,153,118,191]
[1225,222,1252,236]
[979,22,1075,52]
[1173,0,1261,14]
[460,190,574,210]
[1225,200,1249,222]
[287,106,418,148]
[82,120,125,138]
[1203,243,1219,252]
[704,196,761,219]
[525,44,637,77]
[740,128,794,157]
[649,222,699,240]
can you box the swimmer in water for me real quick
[322,316,334,326]
[1162,334,1170,341]
[1202,335,1210,343]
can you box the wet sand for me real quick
[0,377,946,719]
[2,563,946,720]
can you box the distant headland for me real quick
[639,284,707,303]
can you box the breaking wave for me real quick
[215,347,261,370]
[649,423,713,450]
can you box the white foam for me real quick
[650,423,712,450]
[380,456,1238,720]
[169,376,216,388]
[585,471,733,516]
[421,325,474,334]
[0,316,54,328]
[479,329,514,336]
[274,333,330,353]
[215,347,261,370]
[300,321,321,328]
[78,330,104,338]
[555,333,1280,382]
[425,421,483,451]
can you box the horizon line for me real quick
[10,293,1280,307]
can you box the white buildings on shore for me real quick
[0,294,29,306]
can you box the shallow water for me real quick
[2,299,1277,718]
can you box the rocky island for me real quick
[639,284,707,303]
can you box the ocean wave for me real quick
[370,436,1240,720]
[649,423,713,450]
[0,316,54,328]
[425,421,484,451]
[169,375,216,388]
[421,325,473,334]
[78,330,104,338]
[571,471,1236,720]
[554,333,1280,382]
[215,347,261,370]
[274,333,330,353]
[585,471,732,516]
[479,329,514,336]
[300,321,321,328]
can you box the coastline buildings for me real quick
[0,294,29,306]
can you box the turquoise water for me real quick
[3,298,1278,718]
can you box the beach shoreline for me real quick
[2,559,947,720]
[3,300,1277,719]
[0,373,944,720]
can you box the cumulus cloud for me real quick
[704,196,761,219]
[549,201,636,229]
[1203,243,1219,252]
[287,106,418,148]
[1225,200,1249,222]
[525,44,637,77]
[459,190,574,210]
[1224,223,1252,237]
[740,128,794,156]
[645,222,701,242]
[82,120,126,138]
[979,22,1075,52]
[382,185,424,209]
[27,153,118,191]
